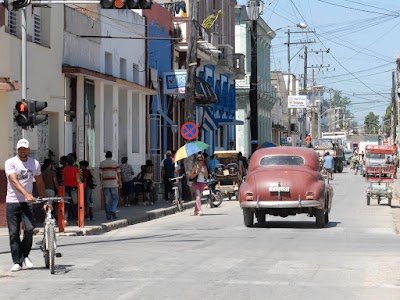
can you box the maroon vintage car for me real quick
[239,147,333,228]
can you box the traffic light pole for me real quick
[21,6,27,137]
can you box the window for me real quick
[260,156,304,166]
[8,10,18,36]
[105,52,112,75]
[132,63,139,84]
[32,9,41,44]
[120,58,127,79]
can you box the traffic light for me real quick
[15,100,30,128]
[100,0,153,9]
[14,100,48,128]
[29,100,48,127]
[1,0,31,11]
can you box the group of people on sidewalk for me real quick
[3,137,247,272]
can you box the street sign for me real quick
[251,140,259,144]
[181,122,199,140]
[287,137,292,143]
[288,96,307,109]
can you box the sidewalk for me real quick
[0,199,200,237]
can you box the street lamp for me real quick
[246,0,264,154]
[286,23,307,143]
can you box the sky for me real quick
[237,0,400,124]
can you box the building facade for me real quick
[0,5,65,226]
[235,5,276,158]
[63,5,155,208]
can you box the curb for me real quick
[55,200,198,236]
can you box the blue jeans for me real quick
[7,202,35,265]
[103,187,118,219]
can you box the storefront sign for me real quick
[163,70,187,95]
[288,96,307,109]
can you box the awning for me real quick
[63,66,156,95]
[215,118,244,126]
[195,77,218,104]
[203,107,218,130]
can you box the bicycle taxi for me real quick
[213,150,241,200]
[365,145,397,207]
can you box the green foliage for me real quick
[364,112,380,134]
[383,105,392,137]
[201,10,223,32]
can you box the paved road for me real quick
[0,169,400,299]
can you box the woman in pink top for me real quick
[189,154,208,216]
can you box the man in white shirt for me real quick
[5,139,45,272]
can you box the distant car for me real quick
[239,147,333,228]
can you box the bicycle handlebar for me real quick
[169,175,185,182]
[31,197,71,204]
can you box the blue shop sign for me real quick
[163,70,187,95]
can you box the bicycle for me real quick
[32,197,70,274]
[322,167,332,184]
[169,175,185,212]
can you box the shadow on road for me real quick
[253,221,341,229]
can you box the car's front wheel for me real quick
[243,208,254,227]
[315,209,325,228]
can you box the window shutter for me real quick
[8,10,18,36]
[33,9,41,44]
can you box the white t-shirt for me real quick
[196,165,205,183]
[5,156,41,203]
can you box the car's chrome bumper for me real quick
[240,200,321,209]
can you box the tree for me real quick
[364,112,380,134]
[331,91,351,108]
[383,105,391,137]
[330,91,353,131]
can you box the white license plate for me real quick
[269,186,290,192]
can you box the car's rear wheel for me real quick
[324,211,329,224]
[243,208,254,227]
[255,212,265,223]
[388,196,392,207]
[315,209,325,228]
[366,195,370,205]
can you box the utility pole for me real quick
[285,30,315,145]
[302,46,307,144]
[392,71,397,143]
[311,69,315,138]
[287,29,292,141]
[397,57,400,144]
[249,17,258,154]
[184,0,199,124]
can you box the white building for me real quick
[0,5,65,164]
[63,5,155,173]
[235,5,276,157]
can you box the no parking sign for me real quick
[181,122,199,141]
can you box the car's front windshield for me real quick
[260,156,305,166]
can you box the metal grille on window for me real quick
[33,11,41,44]
[8,10,17,36]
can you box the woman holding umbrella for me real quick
[189,154,208,216]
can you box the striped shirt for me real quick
[99,158,121,188]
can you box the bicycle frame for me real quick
[44,207,57,252]
[170,175,185,211]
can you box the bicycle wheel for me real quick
[209,191,223,207]
[43,237,49,269]
[47,224,56,274]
